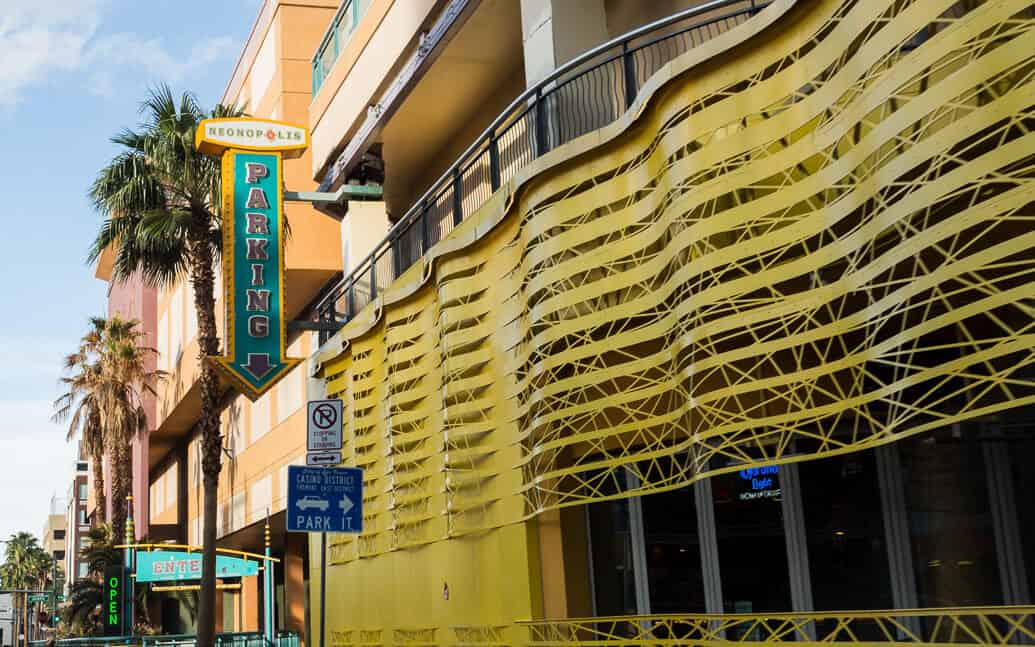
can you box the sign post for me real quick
[195,118,308,400]
[288,465,362,647]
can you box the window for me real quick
[712,467,791,615]
[251,392,271,443]
[249,475,272,524]
[54,550,65,561]
[53,529,65,540]
[76,461,88,473]
[276,339,306,425]
[78,483,87,501]
[78,508,87,525]
[78,562,88,578]
[158,310,169,371]
[231,492,246,533]
[640,460,705,614]
[900,429,1001,607]
[800,449,892,640]
[185,279,198,342]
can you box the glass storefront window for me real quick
[712,467,791,615]
[588,473,638,616]
[900,429,1002,607]
[799,450,893,618]
[1006,422,1035,599]
[640,483,705,613]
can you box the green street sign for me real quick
[210,149,300,400]
[27,594,48,603]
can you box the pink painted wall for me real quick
[106,272,158,538]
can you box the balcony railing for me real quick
[313,0,766,341]
[311,0,373,95]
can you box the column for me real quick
[520,0,608,86]
[520,0,613,153]
[537,509,569,618]
[285,532,308,645]
[876,444,921,636]
[242,575,260,633]
[694,478,724,614]
[983,440,1031,604]
[625,471,651,615]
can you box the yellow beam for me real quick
[115,543,280,563]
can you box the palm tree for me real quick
[2,533,54,647]
[96,315,160,541]
[63,525,186,636]
[87,85,242,647]
[54,316,159,540]
[53,319,110,524]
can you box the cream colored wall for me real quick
[42,514,67,554]
[156,0,340,429]
[520,0,609,85]
[186,334,310,544]
[159,1,341,544]
[309,0,439,179]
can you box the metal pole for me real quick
[50,560,56,629]
[319,533,327,647]
[125,495,135,637]
[264,513,275,647]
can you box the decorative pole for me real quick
[264,511,275,646]
[125,495,135,636]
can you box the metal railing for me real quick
[312,0,766,341]
[311,0,373,95]
[37,630,300,647]
[521,607,1035,645]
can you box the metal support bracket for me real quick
[284,184,383,205]
[288,320,345,333]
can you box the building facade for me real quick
[297,0,1035,645]
[63,451,90,588]
[41,507,66,567]
[107,0,344,636]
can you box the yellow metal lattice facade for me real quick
[310,0,1035,642]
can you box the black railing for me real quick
[313,0,766,342]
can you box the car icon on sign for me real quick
[297,495,329,512]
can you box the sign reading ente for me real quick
[135,550,260,583]
[196,118,305,399]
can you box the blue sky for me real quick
[0,0,261,540]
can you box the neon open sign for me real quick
[103,566,124,636]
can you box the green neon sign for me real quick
[103,566,124,636]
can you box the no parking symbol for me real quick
[307,399,343,452]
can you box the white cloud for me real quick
[0,0,236,106]
[85,34,237,97]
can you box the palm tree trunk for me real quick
[91,444,106,526]
[188,221,223,647]
[110,437,130,543]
